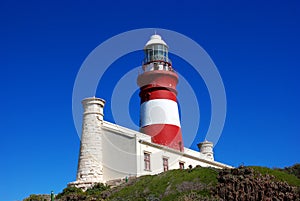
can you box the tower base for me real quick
[68,180,100,191]
[141,124,184,151]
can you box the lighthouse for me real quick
[70,34,232,189]
[137,34,184,152]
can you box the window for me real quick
[179,162,185,170]
[144,152,151,171]
[163,158,168,172]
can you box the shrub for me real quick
[86,183,110,195]
[55,186,84,198]
[23,194,47,201]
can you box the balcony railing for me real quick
[141,63,175,73]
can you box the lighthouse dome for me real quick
[145,34,168,48]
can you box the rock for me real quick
[213,167,300,201]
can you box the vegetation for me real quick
[55,186,85,199]
[55,183,110,200]
[109,166,218,201]
[276,163,300,179]
[23,165,300,201]
[86,183,111,196]
[250,166,300,187]
[23,194,49,201]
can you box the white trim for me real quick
[140,99,181,127]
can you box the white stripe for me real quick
[140,99,181,127]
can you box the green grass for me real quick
[24,165,300,201]
[249,166,300,187]
[108,166,300,200]
[109,167,219,201]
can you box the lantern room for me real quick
[142,34,173,72]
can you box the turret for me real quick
[198,140,214,161]
[72,97,105,189]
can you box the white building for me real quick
[69,35,232,189]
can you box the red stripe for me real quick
[137,70,178,90]
[140,89,177,103]
[140,124,184,152]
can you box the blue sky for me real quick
[0,0,299,200]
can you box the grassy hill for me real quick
[108,167,218,201]
[24,165,300,201]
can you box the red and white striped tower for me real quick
[137,34,184,152]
